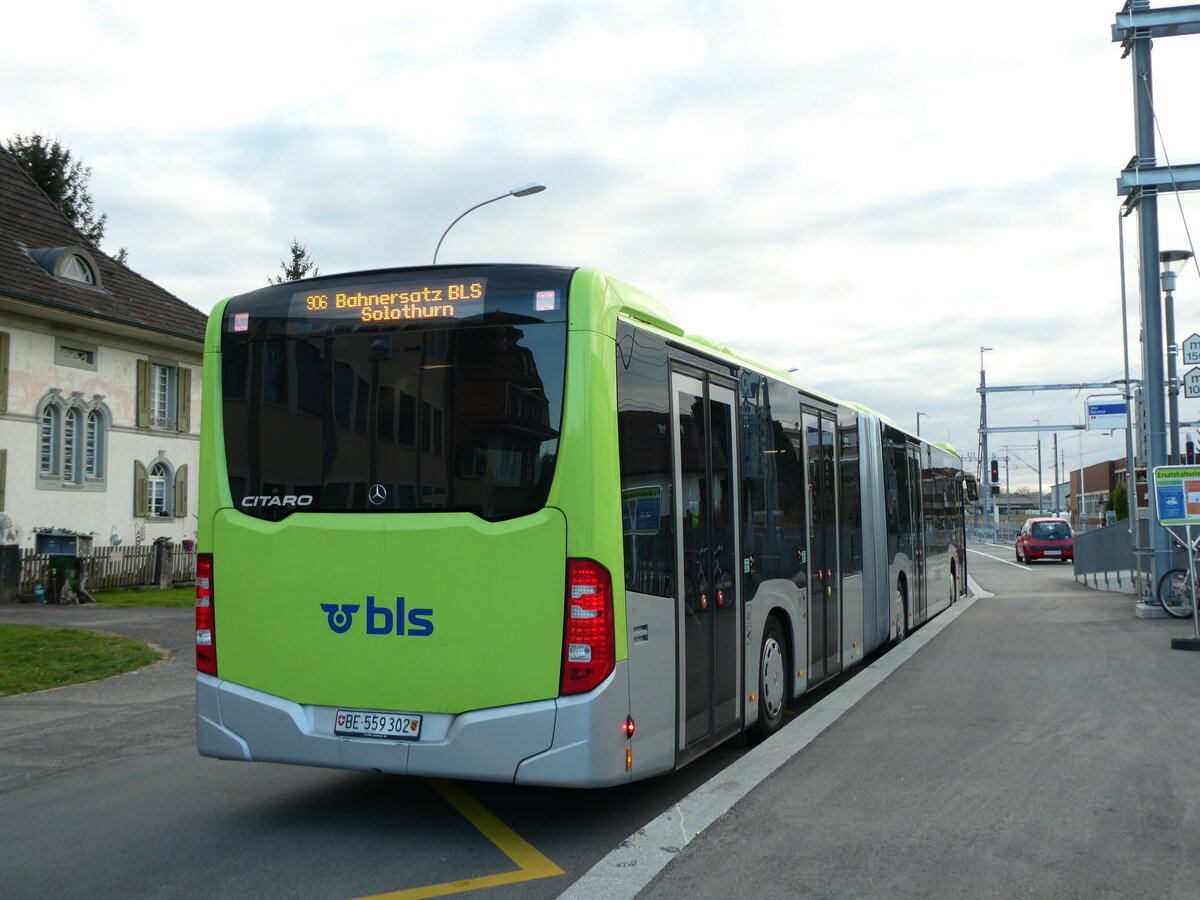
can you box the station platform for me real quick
[568,543,1200,899]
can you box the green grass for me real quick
[0,624,164,697]
[90,586,194,608]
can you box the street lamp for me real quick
[916,411,928,436]
[1161,249,1193,463]
[432,183,547,264]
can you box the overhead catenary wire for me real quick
[1140,70,1200,282]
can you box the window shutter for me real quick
[0,449,6,511]
[174,464,188,518]
[177,367,191,433]
[136,360,150,428]
[0,332,9,413]
[134,460,148,516]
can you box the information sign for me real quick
[1085,399,1127,430]
[1153,466,1200,526]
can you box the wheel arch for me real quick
[765,604,796,692]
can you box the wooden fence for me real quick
[19,543,196,599]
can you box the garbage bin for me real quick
[34,532,93,603]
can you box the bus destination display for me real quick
[290,277,488,324]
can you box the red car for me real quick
[1015,517,1074,564]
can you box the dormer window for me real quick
[60,254,95,284]
[25,245,104,291]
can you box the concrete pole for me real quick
[1130,18,1173,587]
[1037,433,1044,515]
[980,360,990,534]
[1053,432,1060,507]
[1117,211,1144,595]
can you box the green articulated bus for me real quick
[195,264,973,788]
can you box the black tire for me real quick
[1023,554,1033,566]
[893,581,908,644]
[1157,569,1197,618]
[753,616,788,740]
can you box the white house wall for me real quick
[1,312,202,551]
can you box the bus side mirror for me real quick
[964,477,979,503]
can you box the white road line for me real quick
[967,547,1031,571]
[560,593,979,900]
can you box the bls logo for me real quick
[320,597,434,636]
[322,603,359,634]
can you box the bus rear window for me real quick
[220,266,571,520]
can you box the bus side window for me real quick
[616,322,675,597]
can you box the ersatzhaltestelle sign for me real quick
[1153,466,1200,526]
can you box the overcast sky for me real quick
[8,0,1200,490]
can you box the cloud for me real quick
[6,0,1199,485]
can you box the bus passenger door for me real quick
[672,371,741,761]
[908,445,927,625]
[804,409,840,684]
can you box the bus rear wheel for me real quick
[754,616,788,740]
[893,582,908,644]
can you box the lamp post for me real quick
[979,346,994,532]
[916,411,928,437]
[1161,249,1193,463]
[432,183,547,264]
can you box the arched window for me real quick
[60,254,96,285]
[134,456,187,518]
[86,410,103,477]
[40,405,62,474]
[63,407,82,483]
[148,461,169,516]
[37,395,109,490]
[25,246,104,291]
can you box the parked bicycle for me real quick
[1156,534,1198,618]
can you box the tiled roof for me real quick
[0,146,206,342]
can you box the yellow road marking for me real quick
[353,778,564,900]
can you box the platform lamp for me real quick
[1161,249,1193,463]
[433,183,546,264]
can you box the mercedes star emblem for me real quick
[368,483,388,505]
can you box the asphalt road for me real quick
[0,603,748,899]
[4,547,1196,899]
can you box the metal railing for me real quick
[1071,518,1187,596]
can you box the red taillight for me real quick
[560,559,615,695]
[196,553,216,676]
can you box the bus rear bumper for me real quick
[196,667,637,786]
